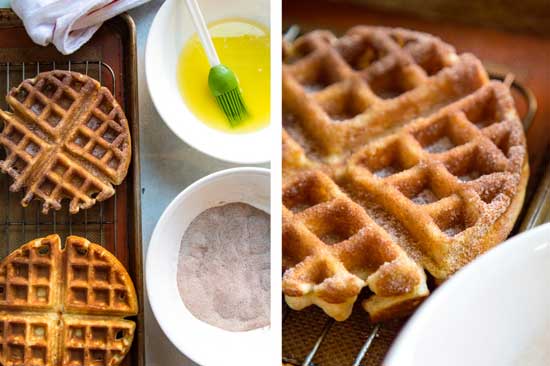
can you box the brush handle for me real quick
[184,0,220,67]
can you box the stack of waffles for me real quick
[0,235,138,366]
[282,26,528,321]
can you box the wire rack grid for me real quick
[0,60,121,257]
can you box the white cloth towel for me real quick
[11,0,150,55]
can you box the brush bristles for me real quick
[215,88,248,126]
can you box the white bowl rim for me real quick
[146,167,270,365]
[385,223,550,365]
[144,0,271,164]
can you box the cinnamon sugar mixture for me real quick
[177,202,270,332]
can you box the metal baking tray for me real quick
[0,10,144,366]
[282,25,548,366]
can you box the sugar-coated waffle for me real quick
[282,26,528,321]
[0,70,131,214]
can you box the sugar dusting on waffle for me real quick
[0,70,131,214]
[282,26,528,322]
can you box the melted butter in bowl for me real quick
[177,202,270,332]
[177,18,270,133]
[146,0,272,163]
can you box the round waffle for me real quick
[0,70,131,214]
[282,26,528,321]
[0,235,138,366]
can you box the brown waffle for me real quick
[0,235,138,366]
[0,70,131,214]
[282,26,528,322]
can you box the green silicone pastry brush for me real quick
[184,0,248,126]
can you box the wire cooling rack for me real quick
[0,60,120,257]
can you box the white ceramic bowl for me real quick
[145,0,271,164]
[146,167,270,366]
[385,223,550,366]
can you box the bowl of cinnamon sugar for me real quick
[146,167,271,366]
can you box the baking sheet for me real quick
[0,10,144,366]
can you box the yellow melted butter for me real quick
[177,18,270,133]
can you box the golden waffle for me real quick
[0,235,138,366]
[0,70,131,214]
[282,26,528,322]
